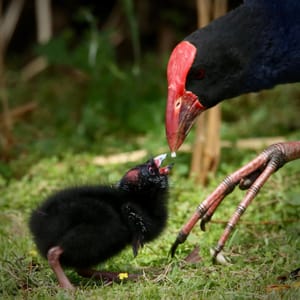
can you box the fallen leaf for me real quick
[183,245,202,264]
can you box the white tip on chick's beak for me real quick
[153,153,167,168]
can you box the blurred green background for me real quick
[1,0,300,179]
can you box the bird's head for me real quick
[166,11,253,154]
[118,154,173,192]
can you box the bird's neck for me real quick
[189,0,300,107]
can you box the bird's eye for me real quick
[194,69,205,80]
[148,166,156,175]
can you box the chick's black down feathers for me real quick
[29,155,171,270]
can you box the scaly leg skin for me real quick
[77,269,140,283]
[47,246,75,291]
[170,142,300,260]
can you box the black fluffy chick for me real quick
[29,154,172,290]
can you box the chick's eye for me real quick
[194,69,205,80]
[148,166,155,175]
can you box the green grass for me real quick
[1,150,299,299]
[1,28,300,299]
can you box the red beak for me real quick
[165,41,205,153]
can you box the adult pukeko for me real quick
[165,0,300,260]
[29,154,172,290]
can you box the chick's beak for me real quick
[153,153,167,168]
[159,163,174,175]
[153,153,173,175]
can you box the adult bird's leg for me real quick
[170,142,300,259]
[47,246,75,290]
[211,154,284,262]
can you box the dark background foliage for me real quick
[1,0,300,179]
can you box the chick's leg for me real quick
[47,246,75,291]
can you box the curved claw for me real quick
[170,240,180,258]
[200,220,206,232]
[200,214,211,231]
[170,231,188,257]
